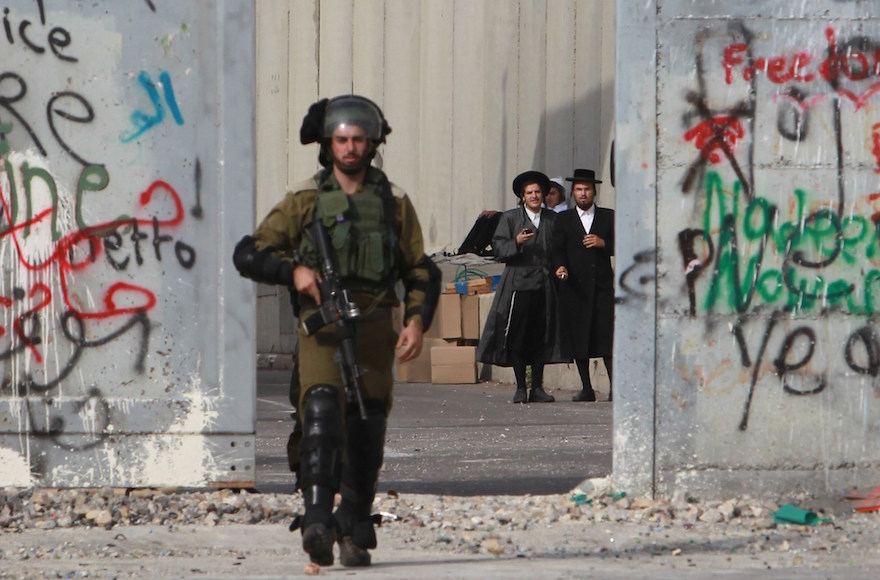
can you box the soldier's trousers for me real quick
[287,304,396,542]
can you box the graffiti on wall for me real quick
[0,1,205,469]
[665,22,880,430]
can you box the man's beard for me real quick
[336,160,367,175]
[332,151,372,175]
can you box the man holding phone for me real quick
[477,171,567,403]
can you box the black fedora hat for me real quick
[565,168,603,184]
[512,170,551,198]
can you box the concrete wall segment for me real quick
[614,0,659,498]
[621,0,880,497]
[0,0,256,487]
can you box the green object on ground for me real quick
[570,494,591,506]
[772,504,830,525]
[609,491,627,501]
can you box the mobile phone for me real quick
[523,227,533,234]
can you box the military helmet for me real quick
[321,95,390,143]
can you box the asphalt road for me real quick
[255,369,612,496]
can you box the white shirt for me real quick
[551,201,569,213]
[524,207,541,230]
[577,204,595,234]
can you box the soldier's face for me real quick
[573,182,596,211]
[522,183,544,212]
[330,125,372,174]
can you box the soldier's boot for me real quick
[336,400,387,567]
[301,488,335,566]
[298,385,343,566]
[335,500,377,567]
[337,522,373,566]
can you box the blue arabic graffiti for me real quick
[120,71,184,143]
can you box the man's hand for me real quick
[556,265,569,280]
[396,319,424,363]
[293,264,323,304]
[516,228,535,246]
[582,234,605,249]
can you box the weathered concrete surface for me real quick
[0,1,256,488]
[616,0,880,498]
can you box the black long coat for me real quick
[476,206,567,366]
[551,206,615,359]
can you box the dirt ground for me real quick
[3,490,880,579]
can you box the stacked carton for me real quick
[396,289,485,384]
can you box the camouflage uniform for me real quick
[254,167,436,404]
[235,163,439,565]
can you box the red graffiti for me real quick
[724,27,880,87]
[723,44,815,85]
[868,192,880,222]
[1,170,187,363]
[0,295,11,339]
[684,115,745,164]
[873,124,880,174]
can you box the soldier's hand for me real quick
[396,319,424,363]
[293,264,323,304]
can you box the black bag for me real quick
[457,213,501,256]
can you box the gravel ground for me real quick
[3,478,880,578]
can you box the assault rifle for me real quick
[300,219,367,420]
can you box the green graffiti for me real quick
[22,163,60,240]
[76,165,111,230]
[697,171,880,314]
[2,161,112,240]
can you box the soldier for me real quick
[233,95,441,567]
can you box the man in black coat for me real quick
[476,170,567,403]
[551,169,614,402]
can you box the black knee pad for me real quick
[299,384,343,491]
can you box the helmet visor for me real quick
[322,96,383,140]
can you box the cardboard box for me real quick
[432,345,475,365]
[431,345,477,384]
[432,366,477,384]
[397,337,449,383]
[424,293,461,339]
[461,294,480,340]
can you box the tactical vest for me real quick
[297,177,398,296]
